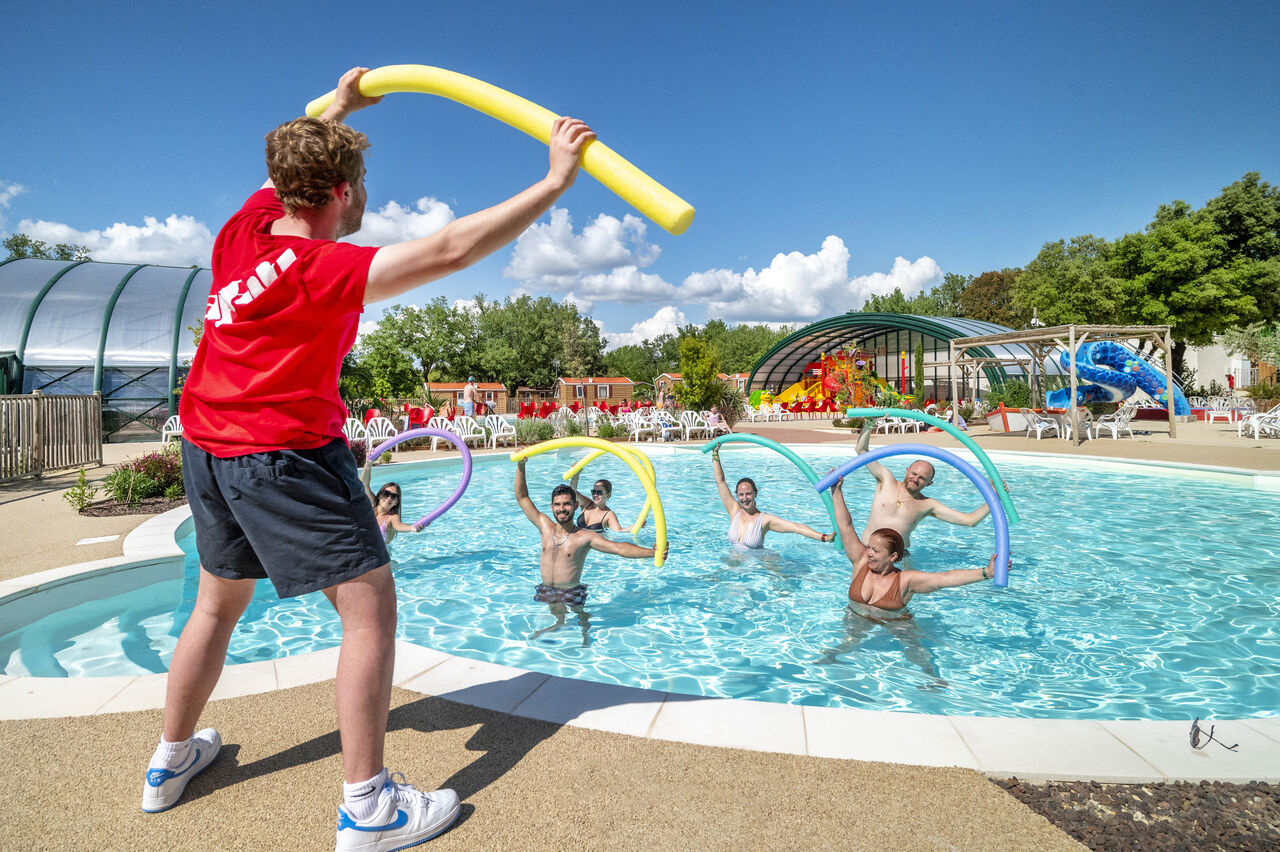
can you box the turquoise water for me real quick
[3,447,1279,720]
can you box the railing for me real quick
[0,391,103,482]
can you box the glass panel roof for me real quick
[0,258,76,352]
[23,263,132,365]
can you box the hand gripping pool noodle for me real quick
[369,428,473,528]
[511,437,668,567]
[305,65,695,236]
[846,407,1019,523]
[562,447,657,535]
[814,444,1011,587]
[700,434,841,548]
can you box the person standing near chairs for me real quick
[462,377,478,418]
[152,66,596,850]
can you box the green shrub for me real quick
[985,380,1032,409]
[535,421,555,442]
[164,483,185,500]
[515,419,556,444]
[104,468,161,506]
[711,382,747,428]
[63,468,98,512]
[560,417,584,437]
[596,422,617,439]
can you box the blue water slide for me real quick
[1044,341,1190,415]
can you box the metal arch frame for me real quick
[13,259,90,391]
[168,267,204,415]
[747,313,1018,396]
[93,264,147,392]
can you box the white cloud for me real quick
[345,197,455,246]
[681,236,941,323]
[575,265,676,304]
[561,291,595,314]
[505,208,661,287]
[602,305,688,350]
[0,180,25,209]
[18,214,214,266]
[356,319,381,340]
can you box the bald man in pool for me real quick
[853,420,991,550]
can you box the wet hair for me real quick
[735,477,758,495]
[551,483,576,504]
[265,117,369,214]
[376,482,402,516]
[869,527,904,562]
[593,479,613,497]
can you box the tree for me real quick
[957,268,1026,327]
[1202,172,1280,326]
[913,338,925,400]
[1220,322,1280,373]
[673,336,723,410]
[1013,235,1136,326]
[930,272,970,317]
[3,233,91,261]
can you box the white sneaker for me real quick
[141,728,222,813]
[335,772,460,852]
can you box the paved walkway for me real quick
[1,420,1274,850]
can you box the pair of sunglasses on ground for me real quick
[1190,717,1238,751]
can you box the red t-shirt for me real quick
[180,189,378,457]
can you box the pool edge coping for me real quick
[2,446,1278,784]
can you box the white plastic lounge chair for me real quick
[1238,404,1280,439]
[484,414,516,448]
[160,414,182,442]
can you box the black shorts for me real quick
[181,437,390,598]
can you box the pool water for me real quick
[3,447,1278,720]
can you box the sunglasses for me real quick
[591,489,606,495]
[1190,717,1238,751]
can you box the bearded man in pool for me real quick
[514,458,666,642]
[853,420,992,551]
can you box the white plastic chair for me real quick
[1237,403,1280,439]
[1020,408,1060,440]
[1090,405,1136,440]
[451,415,488,448]
[160,414,182,442]
[341,417,366,441]
[680,410,710,441]
[364,417,398,441]
[484,414,516,448]
[655,410,683,441]
[1205,400,1235,424]
[628,413,656,442]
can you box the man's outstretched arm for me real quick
[364,116,595,304]
[855,422,892,484]
[927,500,991,528]
[513,459,545,527]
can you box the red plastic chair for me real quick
[536,402,553,419]
[406,406,428,429]
[363,408,381,424]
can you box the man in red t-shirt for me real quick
[143,67,595,850]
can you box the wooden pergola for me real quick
[946,324,1178,446]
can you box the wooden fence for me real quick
[0,391,103,482]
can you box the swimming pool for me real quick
[3,446,1278,721]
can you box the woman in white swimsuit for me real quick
[710,445,833,550]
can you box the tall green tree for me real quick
[673,336,723,410]
[957,268,1026,327]
[1013,235,1135,326]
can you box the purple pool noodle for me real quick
[368,427,473,528]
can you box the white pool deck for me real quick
[2,446,1278,785]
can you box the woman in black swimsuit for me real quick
[567,474,641,532]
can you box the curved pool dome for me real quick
[0,258,210,438]
[748,313,1066,399]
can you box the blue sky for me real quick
[4,0,1277,347]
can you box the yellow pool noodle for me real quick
[306,64,694,236]
[511,438,667,567]
[562,446,657,535]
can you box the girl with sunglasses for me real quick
[567,473,645,532]
[361,457,425,544]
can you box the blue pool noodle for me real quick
[814,443,1011,587]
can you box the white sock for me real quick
[343,768,389,822]
[151,735,192,768]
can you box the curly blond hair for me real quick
[265,117,369,214]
